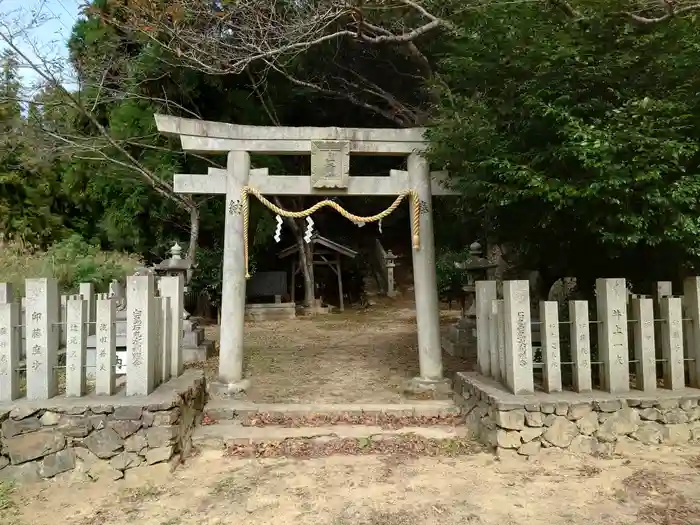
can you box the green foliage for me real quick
[0,52,68,246]
[435,249,471,299]
[0,236,141,293]
[428,3,700,285]
[41,235,142,290]
[188,244,223,308]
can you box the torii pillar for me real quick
[155,115,458,395]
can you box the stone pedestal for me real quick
[207,378,251,397]
[182,317,215,362]
[245,302,296,321]
[441,316,477,361]
[403,376,452,399]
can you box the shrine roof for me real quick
[277,234,358,259]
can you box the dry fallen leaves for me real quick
[224,435,481,460]
[243,412,464,429]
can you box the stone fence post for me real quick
[0,283,13,304]
[570,300,592,393]
[475,281,497,377]
[540,300,561,393]
[0,300,20,401]
[80,282,96,336]
[127,274,157,396]
[596,278,629,393]
[660,296,685,390]
[157,275,184,378]
[631,297,656,392]
[502,280,534,394]
[96,296,117,395]
[65,295,88,397]
[25,278,59,400]
[683,277,700,388]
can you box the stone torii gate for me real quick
[155,115,458,394]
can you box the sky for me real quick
[0,0,80,89]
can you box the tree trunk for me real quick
[298,236,315,307]
[273,197,316,308]
[486,242,508,281]
[186,204,200,284]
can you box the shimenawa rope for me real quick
[241,186,421,278]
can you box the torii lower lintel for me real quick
[173,169,456,197]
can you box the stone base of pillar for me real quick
[207,379,251,398]
[403,376,452,399]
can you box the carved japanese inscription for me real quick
[310,140,350,189]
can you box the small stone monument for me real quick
[153,243,214,363]
[442,241,497,359]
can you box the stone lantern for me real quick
[153,243,193,291]
[385,250,399,297]
[443,241,497,360]
[454,241,497,318]
[153,242,213,363]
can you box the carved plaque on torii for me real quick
[310,140,350,189]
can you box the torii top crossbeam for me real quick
[155,115,428,155]
[155,115,453,196]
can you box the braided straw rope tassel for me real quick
[241,187,421,278]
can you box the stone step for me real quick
[193,422,468,449]
[203,401,462,427]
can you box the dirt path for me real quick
[196,302,467,403]
[5,445,700,525]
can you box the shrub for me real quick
[0,234,141,293]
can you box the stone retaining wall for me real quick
[0,370,205,483]
[456,372,700,457]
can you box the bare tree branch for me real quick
[623,1,700,23]
[264,59,408,124]
[94,0,455,125]
[100,0,455,75]
[550,0,700,23]
[548,0,581,17]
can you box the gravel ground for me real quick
[193,300,467,403]
[5,443,700,525]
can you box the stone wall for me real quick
[457,372,700,457]
[0,370,205,483]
